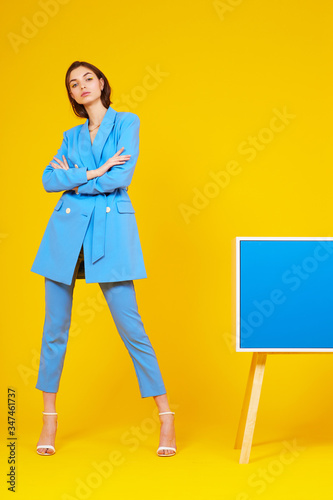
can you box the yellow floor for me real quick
[1,417,331,499]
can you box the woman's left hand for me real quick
[50,154,70,170]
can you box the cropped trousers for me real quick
[35,245,167,398]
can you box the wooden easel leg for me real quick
[234,353,259,449]
[234,352,267,464]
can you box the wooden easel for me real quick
[234,352,267,464]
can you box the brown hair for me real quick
[65,61,113,119]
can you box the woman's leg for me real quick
[35,276,76,393]
[154,394,177,456]
[36,392,57,455]
[99,280,176,454]
[99,280,167,398]
[36,249,82,454]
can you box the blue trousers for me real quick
[35,245,167,398]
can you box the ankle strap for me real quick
[159,411,175,415]
[42,412,58,415]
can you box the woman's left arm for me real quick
[76,114,140,196]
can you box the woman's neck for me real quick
[85,101,108,128]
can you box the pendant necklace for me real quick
[88,123,100,132]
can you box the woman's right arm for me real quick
[42,132,131,193]
[42,131,89,193]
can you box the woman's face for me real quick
[69,66,104,105]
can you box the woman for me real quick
[31,61,177,457]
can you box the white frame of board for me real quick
[233,236,333,352]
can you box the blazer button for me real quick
[106,206,110,213]
[66,208,71,214]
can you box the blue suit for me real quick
[32,106,166,397]
[31,105,147,285]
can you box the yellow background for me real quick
[1,0,333,498]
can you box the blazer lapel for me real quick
[78,106,117,170]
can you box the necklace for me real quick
[88,123,101,132]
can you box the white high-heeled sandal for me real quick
[36,412,58,456]
[156,411,177,457]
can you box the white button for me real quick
[106,206,110,213]
[66,208,71,214]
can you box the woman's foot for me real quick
[158,412,176,456]
[36,413,58,455]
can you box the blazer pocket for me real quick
[116,200,135,214]
[54,199,64,211]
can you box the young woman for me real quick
[31,61,177,457]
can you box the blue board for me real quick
[234,238,333,351]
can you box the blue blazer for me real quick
[31,106,147,285]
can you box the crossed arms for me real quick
[42,114,140,195]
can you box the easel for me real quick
[234,352,267,464]
[232,237,333,463]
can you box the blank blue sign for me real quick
[235,238,333,351]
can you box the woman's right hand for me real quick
[96,147,131,178]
